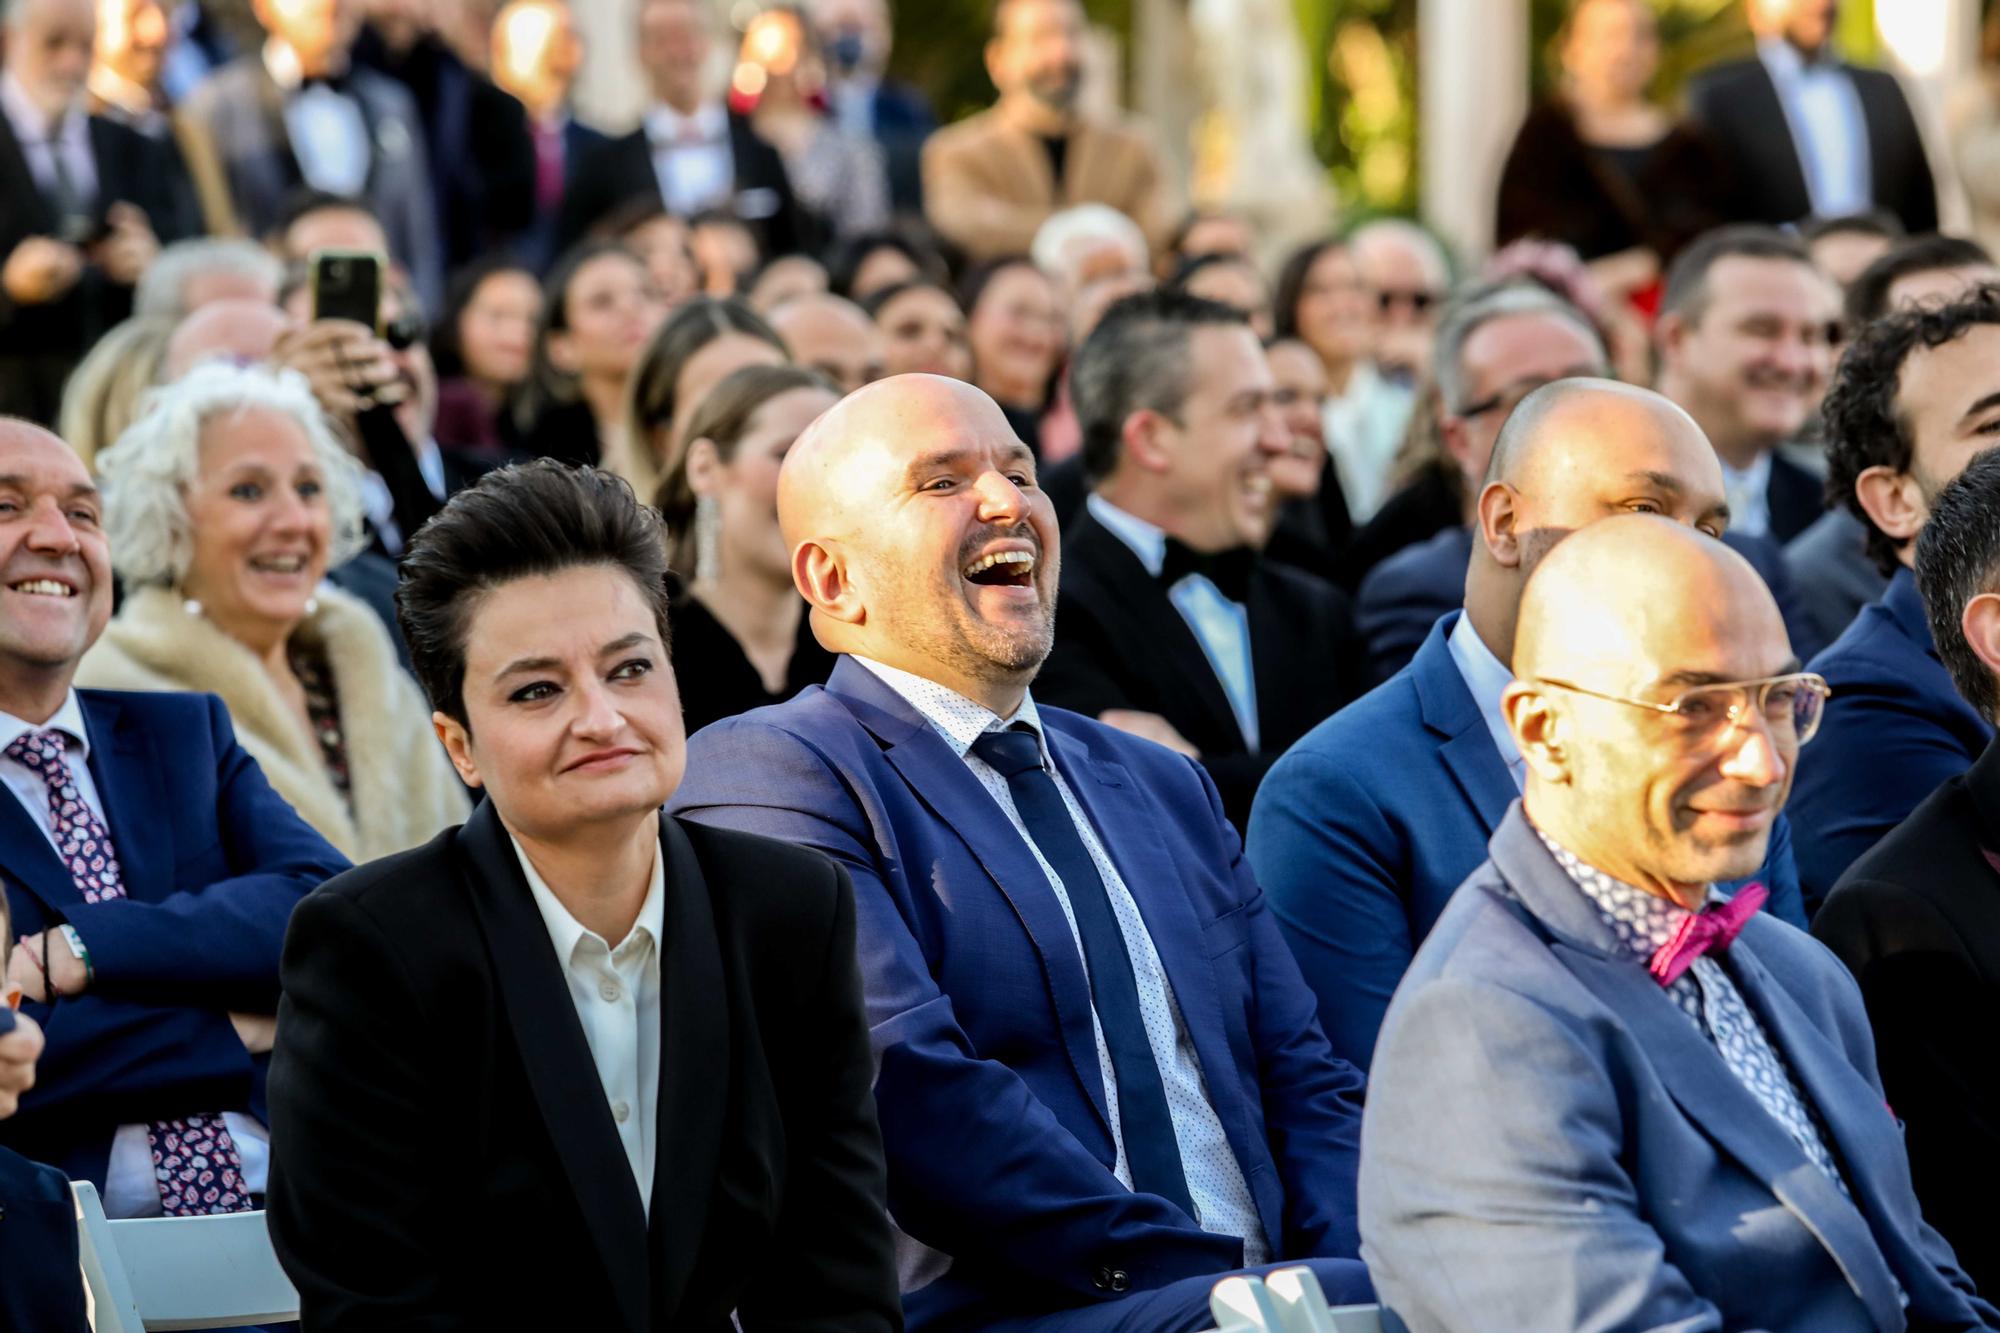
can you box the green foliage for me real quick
[887,0,1136,127]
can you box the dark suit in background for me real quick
[267,801,899,1331]
[517,117,612,272]
[1815,736,2000,1295]
[556,114,813,260]
[1036,508,1366,830]
[178,57,445,309]
[1785,508,1887,657]
[1767,450,1825,545]
[1686,53,1938,233]
[1249,613,1807,1070]
[1791,567,1994,913]
[0,691,348,1191]
[0,1009,88,1333]
[0,109,188,424]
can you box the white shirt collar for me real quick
[851,655,1046,760]
[0,689,93,765]
[1085,493,1167,577]
[1718,450,1773,495]
[1445,611,1520,774]
[644,100,727,145]
[511,825,667,964]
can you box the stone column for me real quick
[1418,0,1528,265]
[1876,0,1981,233]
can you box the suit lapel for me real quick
[453,800,650,1333]
[0,112,56,235]
[648,817,729,1322]
[1492,812,1903,1331]
[1410,616,1514,834]
[80,694,172,904]
[824,658,1114,1144]
[1741,63,1814,220]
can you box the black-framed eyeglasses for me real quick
[1534,672,1832,746]
[1374,287,1441,316]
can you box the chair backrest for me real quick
[72,1180,301,1331]
[1203,1268,1396,1333]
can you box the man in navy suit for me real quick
[1361,515,1992,1332]
[0,416,348,1215]
[1790,287,2000,910]
[810,0,935,216]
[671,374,1372,1331]
[1251,380,1807,1070]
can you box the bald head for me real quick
[780,374,1058,711]
[1490,378,1718,493]
[1506,514,1798,903]
[162,301,292,383]
[770,294,883,395]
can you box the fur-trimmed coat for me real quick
[76,584,469,862]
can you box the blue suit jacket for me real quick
[1792,566,1993,914]
[0,690,349,1187]
[670,658,1368,1329]
[0,1008,87,1332]
[1360,805,1994,1333]
[1249,613,1805,1070]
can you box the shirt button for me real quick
[599,978,622,1003]
[612,1101,630,1124]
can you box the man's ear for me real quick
[1654,309,1688,370]
[1962,591,2000,692]
[434,711,482,789]
[1503,680,1570,785]
[1120,409,1177,474]
[1477,479,1524,567]
[794,538,862,625]
[1852,464,1927,554]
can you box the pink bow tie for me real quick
[1648,883,1766,987]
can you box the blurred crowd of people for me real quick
[9,0,2000,1328]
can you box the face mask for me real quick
[829,30,868,74]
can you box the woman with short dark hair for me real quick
[266,459,900,1332]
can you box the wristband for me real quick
[56,924,92,985]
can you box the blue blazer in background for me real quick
[1790,565,1993,914]
[1249,613,1805,1070]
[670,657,1369,1329]
[0,690,349,1189]
[1359,804,1994,1333]
[0,1008,87,1332]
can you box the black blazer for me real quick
[1768,450,1824,545]
[1814,736,2000,1296]
[1686,56,1938,234]
[0,109,188,422]
[266,800,901,1332]
[556,112,815,261]
[1036,509,1367,830]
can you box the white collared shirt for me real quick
[358,438,448,556]
[644,100,733,218]
[512,830,666,1213]
[1758,39,1871,218]
[265,39,371,198]
[1,692,270,1218]
[1719,451,1775,541]
[1322,360,1416,524]
[852,656,1270,1263]
[0,69,98,217]
[1445,612,1524,791]
[1086,494,1260,751]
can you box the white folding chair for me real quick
[74,1179,301,1330]
[1203,1268,1397,1333]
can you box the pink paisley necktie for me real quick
[1648,882,1768,988]
[5,729,252,1216]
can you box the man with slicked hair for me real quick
[1361,515,1989,1332]
[1251,380,1805,1070]
[672,373,1373,1331]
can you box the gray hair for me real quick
[95,362,369,587]
[1032,204,1148,291]
[133,239,284,320]
[1433,279,1606,417]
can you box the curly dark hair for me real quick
[1823,285,2000,577]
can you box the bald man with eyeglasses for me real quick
[1358,514,1994,1333]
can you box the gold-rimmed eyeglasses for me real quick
[1534,672,1832,746]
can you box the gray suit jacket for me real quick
[1785,507,1888,657]
[180,58,443,311]
[1359,804,1995,1333]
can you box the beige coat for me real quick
[76,584,469,862]
[921,108,1178,263]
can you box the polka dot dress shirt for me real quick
[853,657,1270,1262]
[1536,830,1850,1197]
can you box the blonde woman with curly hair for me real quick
[77,362,468,860]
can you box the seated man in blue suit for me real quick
[1792,289,2000,909]
[672,373,1373,1331]
[0,416,349,1216]
[1251,380,1806,1070]
[1361,515,1994,1332]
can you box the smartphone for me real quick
[310,248,384,333]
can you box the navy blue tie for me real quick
[970,725,1196,1217]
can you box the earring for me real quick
[303,595,320,618]
[694,494,721,586]
[181,596,203,619]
